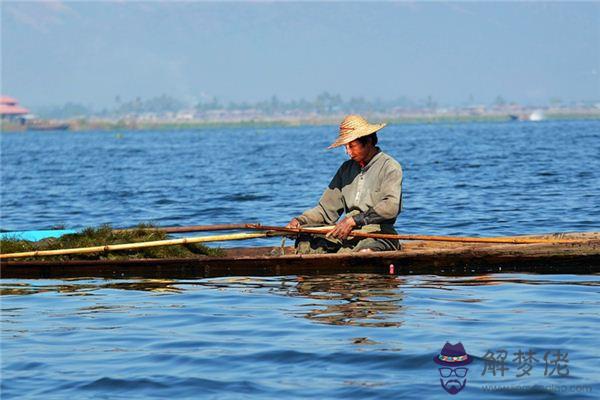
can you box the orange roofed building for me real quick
[0,96,29,119]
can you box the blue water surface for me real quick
[1,120,599,398]
[1,275,598,399]
[2,120,599,236]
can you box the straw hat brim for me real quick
[327,123,387,149]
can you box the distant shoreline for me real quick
[1,110,599,133]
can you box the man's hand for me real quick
[327,216,356,240]
[286,218,301,229]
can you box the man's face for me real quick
[344,139,372,164]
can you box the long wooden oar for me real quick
[114,224,253,234]
[0,232,277,259]
[244,224,585,245]
[126,223,587,244]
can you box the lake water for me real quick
[1,120,599,398]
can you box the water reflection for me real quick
[2,275,598,298]
[0,279,183,296]
[413,275,600,288]
[0,275,408,327]
[292,274,405,327]
[2,275,598,327]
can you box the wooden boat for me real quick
[2,232,598,279]
[26,120,70,131]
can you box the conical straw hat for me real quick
[328,114,387,149]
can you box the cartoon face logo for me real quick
[434,342,473,395]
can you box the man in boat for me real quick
[287,114,403,253]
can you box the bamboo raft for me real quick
[1,231,598,279]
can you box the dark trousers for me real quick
[295,233,400,254]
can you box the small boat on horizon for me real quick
[508,110,545,122]
[26,120,70,131]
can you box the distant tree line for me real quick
[198,92,417,114]
[32,92,579,119]
[32,92,428,119]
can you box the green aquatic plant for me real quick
[0,224,224,261]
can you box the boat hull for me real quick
[2,236,599,279]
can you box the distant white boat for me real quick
[528,110,545,121]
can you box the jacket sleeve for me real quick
[296,166,345,225]
[353,162,402,226]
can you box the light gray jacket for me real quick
[296,149,403,232]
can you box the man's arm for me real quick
[293,167,345,226]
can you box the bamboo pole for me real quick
[0,232,273,259]
[244,224,585,245]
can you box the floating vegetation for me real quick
[0,224,224,261]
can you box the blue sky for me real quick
[2,1,599,108]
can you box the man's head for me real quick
[345,133,378,164]
[328,114,386,150]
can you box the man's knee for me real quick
[295,235,341,254]
[349,238,400,253]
